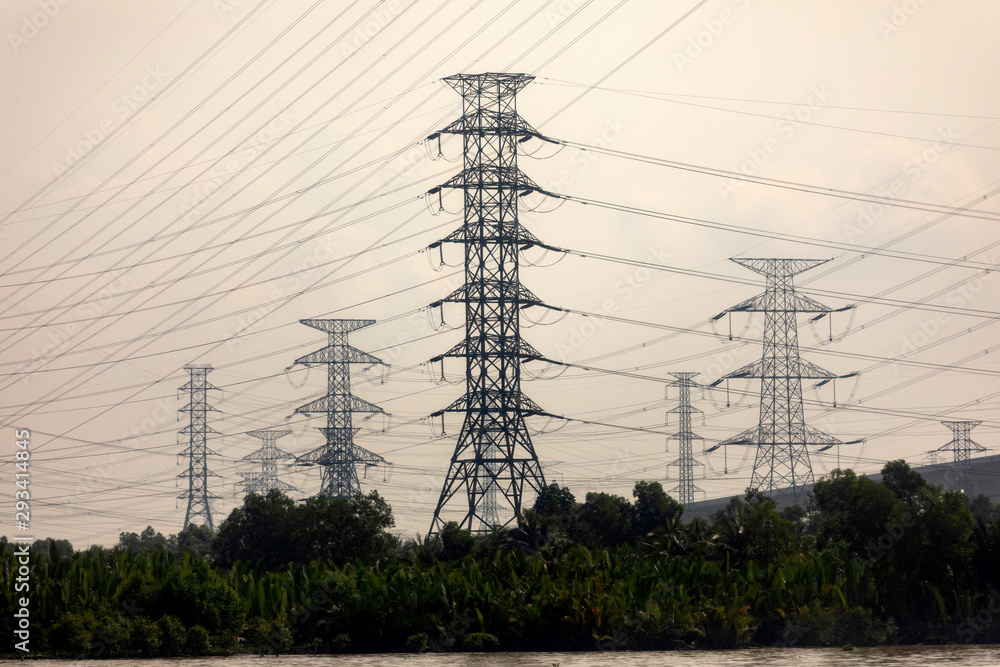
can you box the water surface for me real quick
[16,645,1000,666]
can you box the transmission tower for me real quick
[711,259,846,504]
[937,420,987,495]
[666,372,705,506]
[235,429,297,497]
[178,364,221,530]
[427,73,548,535]
[293,319,386,498]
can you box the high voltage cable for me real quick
[542,243,1000,318]
[1,91,441,221]
[0,271,458,406]
[1,0,572,404]
[0,192,425,293]
[0,0,462,394]
[0,0,326,273]
[537,77,1000,121]
[538,77,1000,151]
[0,1,410,339]
[0,0,274,228]
[3,0,652,516]
[1,1,547,446]
[0,0,203,180]
[550,138,1000,223]
[545,191,999,272]
[534,0,710,128]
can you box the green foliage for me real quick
[32,538,74,557]
[118,525,167,552]
[462,632,500,651]
[185,625,211,655]
[405,632,429,652]
[3,469,998,657]
[156,616,188,656]
[572,491,635,548]
[121,616,162,657]
[439,522,475,560]
[632,480,683,536]
[330,633,351,652]
[169,524,215,557]
[213,489,396,569]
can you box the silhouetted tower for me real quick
[666,372,705,506]
[235,429,296,497]
[711,259,844,504]
[427,73,547,535]
[178,364,221,530]
[293,319,386,498]
[937,420,987,495]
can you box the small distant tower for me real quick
[236,429,297,497]
[666,372,705,506]
[293,319,387,498]
[178,364,221,530]
[937,420,987,495]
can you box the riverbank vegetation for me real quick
[3,460,1000,657]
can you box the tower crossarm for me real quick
[431,389,545,417]
[732,258,830,277]
[714,357,837,382]
[432,335,543,362]
[721,289,832,315]
[294,344,384,367]
[432,280,543,308]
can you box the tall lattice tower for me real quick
[178,364,221,530]
[293,319,386,498]
[427,73,547,535]
[235,429,296,497]
[711,259,844,504]
[937,420,987,495]
[666,372,705,506]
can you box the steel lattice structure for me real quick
[712,259,845,504]
[427,73,547,535]
[666,372,706,506]
[178,364,221,530]
[293,319,386,498]
[236,429,296,497]
[937,420,987,495]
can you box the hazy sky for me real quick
[2,0,999,546]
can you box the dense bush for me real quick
[2,462,999,657]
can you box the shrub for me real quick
[406,632,429,653]
[156,615,187,656]
[185,625,211,655]
[462,632,500,651]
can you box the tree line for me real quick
[3,460,1000,657]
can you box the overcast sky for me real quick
[2,0,999,546]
